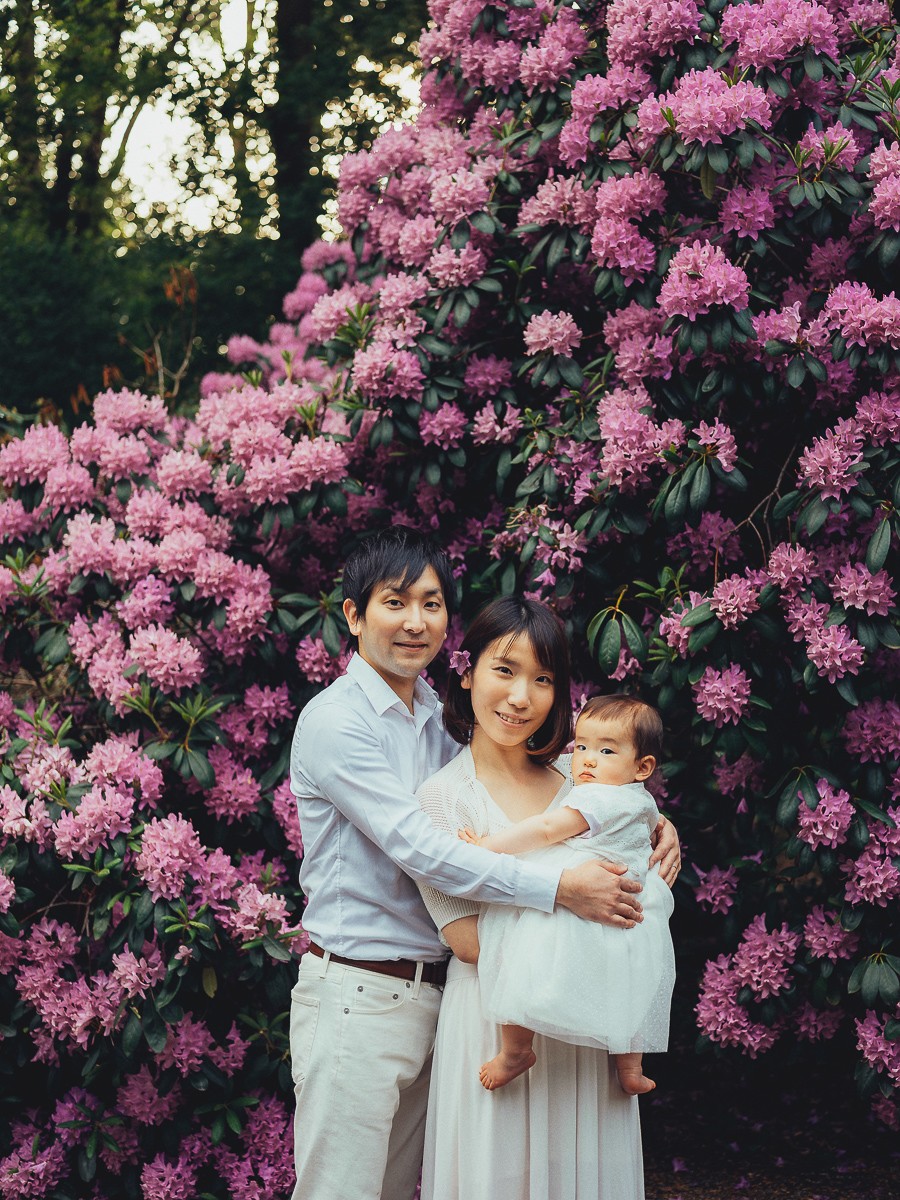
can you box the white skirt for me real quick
[478,863,675,1054]
[421,959,645,1200]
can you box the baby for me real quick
[459,694,676,1094]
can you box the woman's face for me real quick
[462,634,556,749]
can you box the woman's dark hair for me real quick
[342,526,456,650]
[443,597,572,766]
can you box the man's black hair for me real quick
[342,527,456,649]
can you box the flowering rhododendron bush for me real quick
[3,0,900,1195]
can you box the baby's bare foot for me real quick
[616,1065,656,1095]
[479,1046,537,1091]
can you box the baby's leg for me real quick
[614,1051,655,1094]
[480,1024,537,1091]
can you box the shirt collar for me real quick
[346,652,439,719]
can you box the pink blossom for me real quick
[429,170,491,227]
[638,69,772,147]
[856,1010,900,1084]
[396,215,441,267]
[130,625,204,694]
[710,575,760,629]
[0,872,15,913]
[606,0,703,68]
[591,216,657,282]
[352,344,424,401]
[797,778,855,848]
[427,242,487,288]
[135,814,205,901]
[795,1003,842,1042]
[659,241,750,319]
[471,403,523,445]
[694,864,739,913]
[523,310,583,356]
[271,779,304,859]
[871,171,900,232]
[797,121,860,173]
[768,543,816,591]
[805,623,864,683]
[204,746,262,824]
[296,636,348,685]
[832,563,896,616]
[420,404,467,450]
[694,418,738,472]
[843,698,900,763]
[117,1065,182,1125]
[519,8,589,92]
[464,354,513,398]
[842,844,900,906]
[855,389,900,446]
[695,953,783,1056]
[803,904,860,960]
[720,0,838,71]
[797,417,864,499]
[732,913,801,998]
[720,185,775,240]
[53,785,135,859]
[693,664,752,726]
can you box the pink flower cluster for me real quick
[796,779,855,849]
[637,68,773,147]
[595,385,685,491]
[693,664,752,726]
[732,914,801,998]
[720,0,838,72]
[523,310,583,356]
[695,953,783,1057]
[658,241,750,320]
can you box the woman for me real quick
[417,597,673,1199]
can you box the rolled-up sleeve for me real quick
[295,704,560,913]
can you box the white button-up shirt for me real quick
[291,654,561,960]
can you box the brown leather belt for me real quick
[307,941,448,987]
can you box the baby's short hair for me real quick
[577,694,664,761]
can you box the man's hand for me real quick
[649,815,681,887]
[556,860,643,927]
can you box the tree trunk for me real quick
[268,0,325,265]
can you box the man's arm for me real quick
[295,704,642,924]
[648,814,681,886]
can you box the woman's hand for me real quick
[458,827,483,847]
[556,861,643,927]
[648,815,681,888]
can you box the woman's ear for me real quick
[635,754,656,781]
[460,670,472,691]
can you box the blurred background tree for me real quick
[0,0,427,416]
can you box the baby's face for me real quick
[572,715,645,787]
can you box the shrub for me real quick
[2,1,900,1194]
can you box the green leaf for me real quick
[680,601,713,628]
[262,935,293,963]
[321,615,342,658]
[706,144,729,175]
[122,1012,142,1058]
[597,619,622,674]
[866,519,890,572]
[186,750,215,789]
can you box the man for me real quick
[289,527,680,1199]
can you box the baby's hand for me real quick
[458,827,482,846]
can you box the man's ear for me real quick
[343,597,362,634]
[635,754,656,781]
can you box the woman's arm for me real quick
[441,914,480,964]
[460,805,589,856]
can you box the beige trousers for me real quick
[290,951,443,1200]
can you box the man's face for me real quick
[343,565,448,691]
